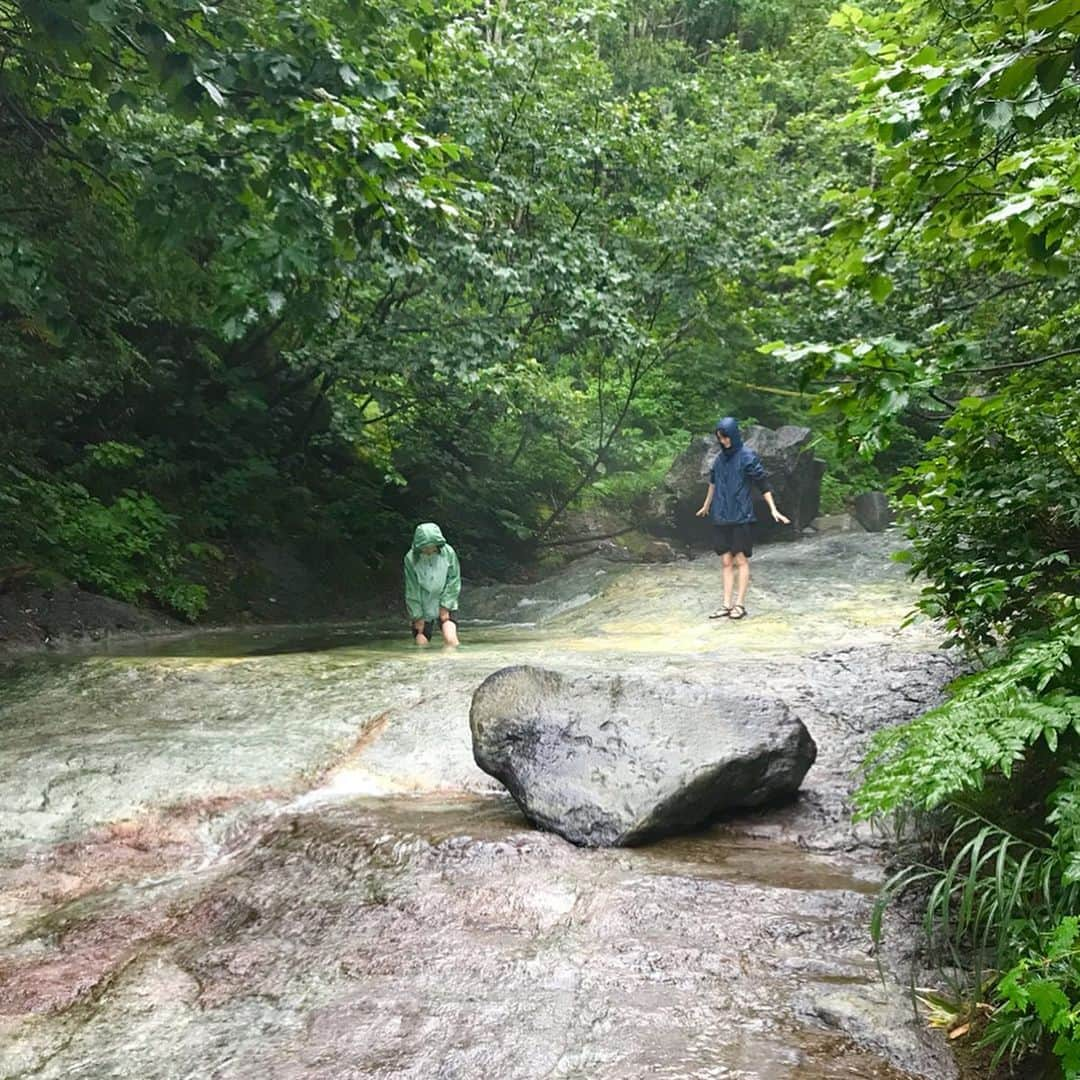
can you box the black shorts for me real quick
[411,611,458,638]
[713,523,753,558]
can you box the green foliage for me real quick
[994,916,1080,1077]
[3,0,849,609]
[767,0,1080,479]
[856,618,1080,817]
[762,336,928,457]
[873,814,1080,1071]
[813,441,893,514]
[780,3,1080,1072]
[1,0,468,608]
[824,0,1080,284]
[854,551,1080,1070]
[873,817,1078,979]
[872,770,1080,1070]
[856,569,1080,1072]
[2,468,207,619]
[585,429,692,509]
[894,365,1080,647]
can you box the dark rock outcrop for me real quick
[0,584,175,652]
[646,425,826,547]
[853,491,894,533]
[470,665,817,847]
[542,508,683,565]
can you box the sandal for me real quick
[709,607,732,619]
[729,604,747,620]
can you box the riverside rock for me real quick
[853,490,894,533]
[469,665,817,847]
[646,424,826,546]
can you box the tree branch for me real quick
[967,346,1080,375]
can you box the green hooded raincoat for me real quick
[403,522,461,621]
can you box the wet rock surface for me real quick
[0,532,958,1079]
[471,666,816,846]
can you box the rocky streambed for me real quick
[0,532,958,1079]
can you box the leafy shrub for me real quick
[894,374,1080,649]
[993,916,1080,1077]
[858,616,1080,1071]
[2,468,207,620]
[852,368,1080,1071]
[856,619,1080,817]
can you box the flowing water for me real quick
[0,533,957,1079]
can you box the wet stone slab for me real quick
[0,532,958,1078]
[1,800,951,1080]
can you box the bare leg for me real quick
[412,619,429,647]
[734,553,751,609]
[722,552,735,609]
[439,608,460,647]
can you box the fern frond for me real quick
[1049,764,1080,886]
[854,618,1080,820]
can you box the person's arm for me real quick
[762,490,790,525]
[439,547,461,611]
[404,555,425,621]
[746,455,790,524]
[695,482,715,518]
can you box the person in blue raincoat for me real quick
[403,522,461,646]
[695,417,789,620]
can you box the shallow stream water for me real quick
[0,533,956,1079]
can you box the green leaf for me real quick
[1028,980,1071,1025]
[984,195,1037,223]
[1031,0,1080,31]
[980,100,1014,130]
[868,273,894,302]
[1049,916,1079,954]
[195,75,226,108]
[1037,52,1073,91]
[995,56,1040,97]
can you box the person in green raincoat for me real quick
[404,522,461,646]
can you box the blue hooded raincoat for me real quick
[709,417,771,525]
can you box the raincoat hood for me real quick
[411,522,447,553]
[715,416,743,456]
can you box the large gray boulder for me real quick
[470,665,817,847]
[646,425,826,547]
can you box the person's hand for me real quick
[695,505,709,518]
[772,509,791,525]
